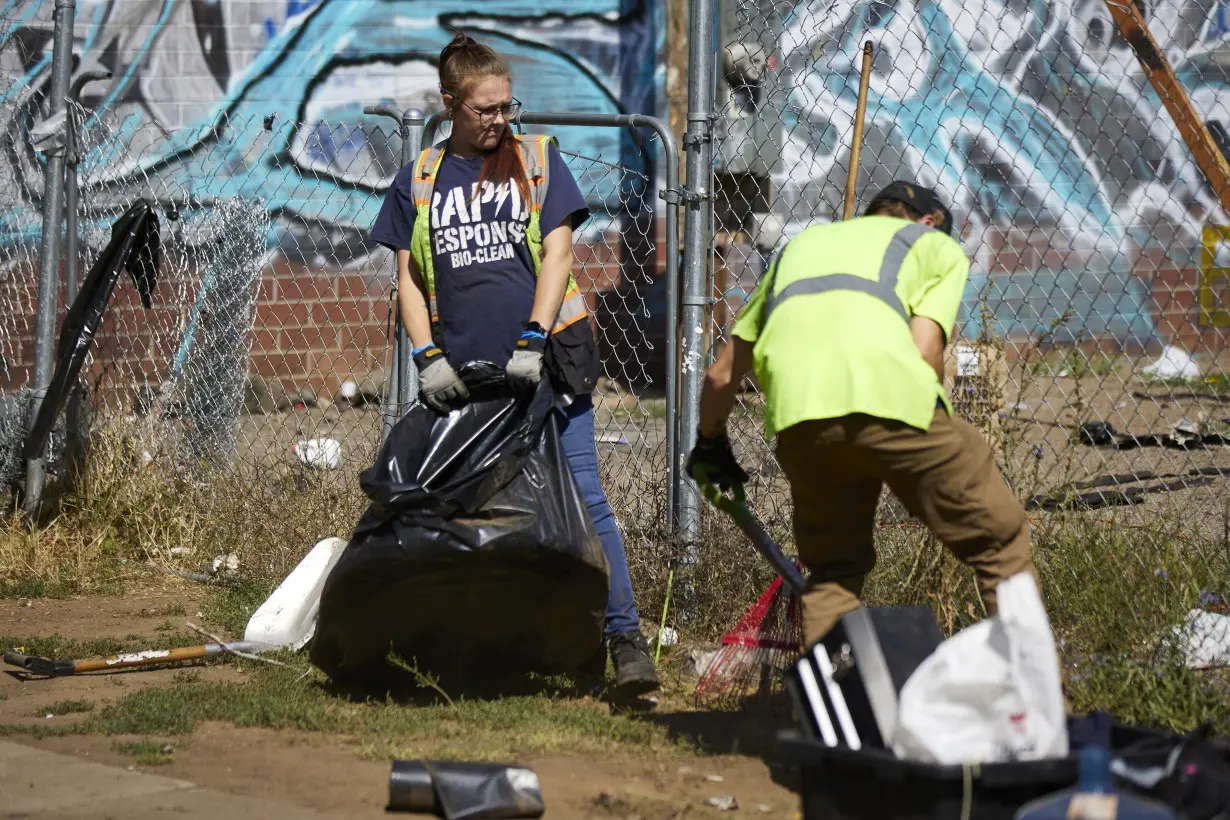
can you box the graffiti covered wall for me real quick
[715,0,1230,352]
[0,0,665,396]
[0,0,664,262]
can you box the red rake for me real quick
[695,574,804,709]
[691,472,808,710]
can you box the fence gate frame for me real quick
[363,107,692,538]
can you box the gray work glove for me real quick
[505,324,547,393]
[413,344,468,412]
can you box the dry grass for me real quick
[4,339,1230,737]
[0,412,367,598]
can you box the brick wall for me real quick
[7,219,1223,405]
[970,227,1223,359]
[0,219,671,405]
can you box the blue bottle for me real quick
[1014,745,1175,819]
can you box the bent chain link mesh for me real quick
[0,86,668,543]
[711,0,1230,548]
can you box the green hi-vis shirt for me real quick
[731,215,970,439]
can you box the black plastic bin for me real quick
[776,730,1079,820]
[777,719,1191,820]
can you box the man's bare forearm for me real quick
[698,337,755,438]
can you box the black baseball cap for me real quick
[866,180,953,236]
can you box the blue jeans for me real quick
[556,394,641,638]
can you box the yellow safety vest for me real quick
[731,216,969,437]
[408,134,588,334]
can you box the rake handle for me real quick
[696,475,807,595]
[2,642,268,677]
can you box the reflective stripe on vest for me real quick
[406,134,587,334]
[759,223,933,330]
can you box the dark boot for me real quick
[608,631,660,699]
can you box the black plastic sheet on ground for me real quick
[310,363,610,685]
[22,199,159,461]
[1025,467,1230,512]
[1078,420,1230,450]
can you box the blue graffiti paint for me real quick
[1,0,664,254]
[960,269,1157,345]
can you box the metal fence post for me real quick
[677,0,718,564]
[23,0,76,518]
[398,109,424,418]
[364,103,407,445]
[62,69,111,477]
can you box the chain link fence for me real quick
[705,0,1230,541]
[683,0,1230,709]
[0,89,680,557]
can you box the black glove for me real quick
[686,429,749,490]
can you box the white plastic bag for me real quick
[891,572,1069,764]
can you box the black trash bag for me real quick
[310,362,610,684]
[23,199,159,461]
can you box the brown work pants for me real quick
[774,408,1038,647]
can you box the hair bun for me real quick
[440,30,477,67]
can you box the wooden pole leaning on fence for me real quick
[842,41,875,221]
[1104,0,1230,213]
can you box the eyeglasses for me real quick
[448,93,522,125]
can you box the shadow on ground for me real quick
[635,692,803,795]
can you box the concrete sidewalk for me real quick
[0,740,352,819]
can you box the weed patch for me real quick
[36,700,94,716]
[113,739,175,765]
[26,664,694,762]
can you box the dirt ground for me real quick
[0,591,803,819]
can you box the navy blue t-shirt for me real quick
[370,140,590,367]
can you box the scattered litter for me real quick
[140,450,153,464]
[1078,420,1230,450]
[678,766,694,777]
[705,774,725,783]
[168,547,190,556]
[339,380,358,400]
[757,805,773,814]
[126,765,135,772]
[388,759,545,817]
[955,345,979,377]
[44,713,52,719]
[1006,402,1031,412]
[1140,345,1200,381]
[658,627,679,647]
[290,390,319,410]
[1169,609,1230,669]
[705,795,739,811]
[687,647,721,678]
[293,437,341,470]
[1055,369,1070,378]
[210,553,240,575]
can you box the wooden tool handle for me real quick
[71,645,211,674]
[1104,0,1230,214]
[843,41,875,221]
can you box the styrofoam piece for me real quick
[243,537,348,651]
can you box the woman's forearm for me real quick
[396,249,435,349]
[529,225,574,329]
